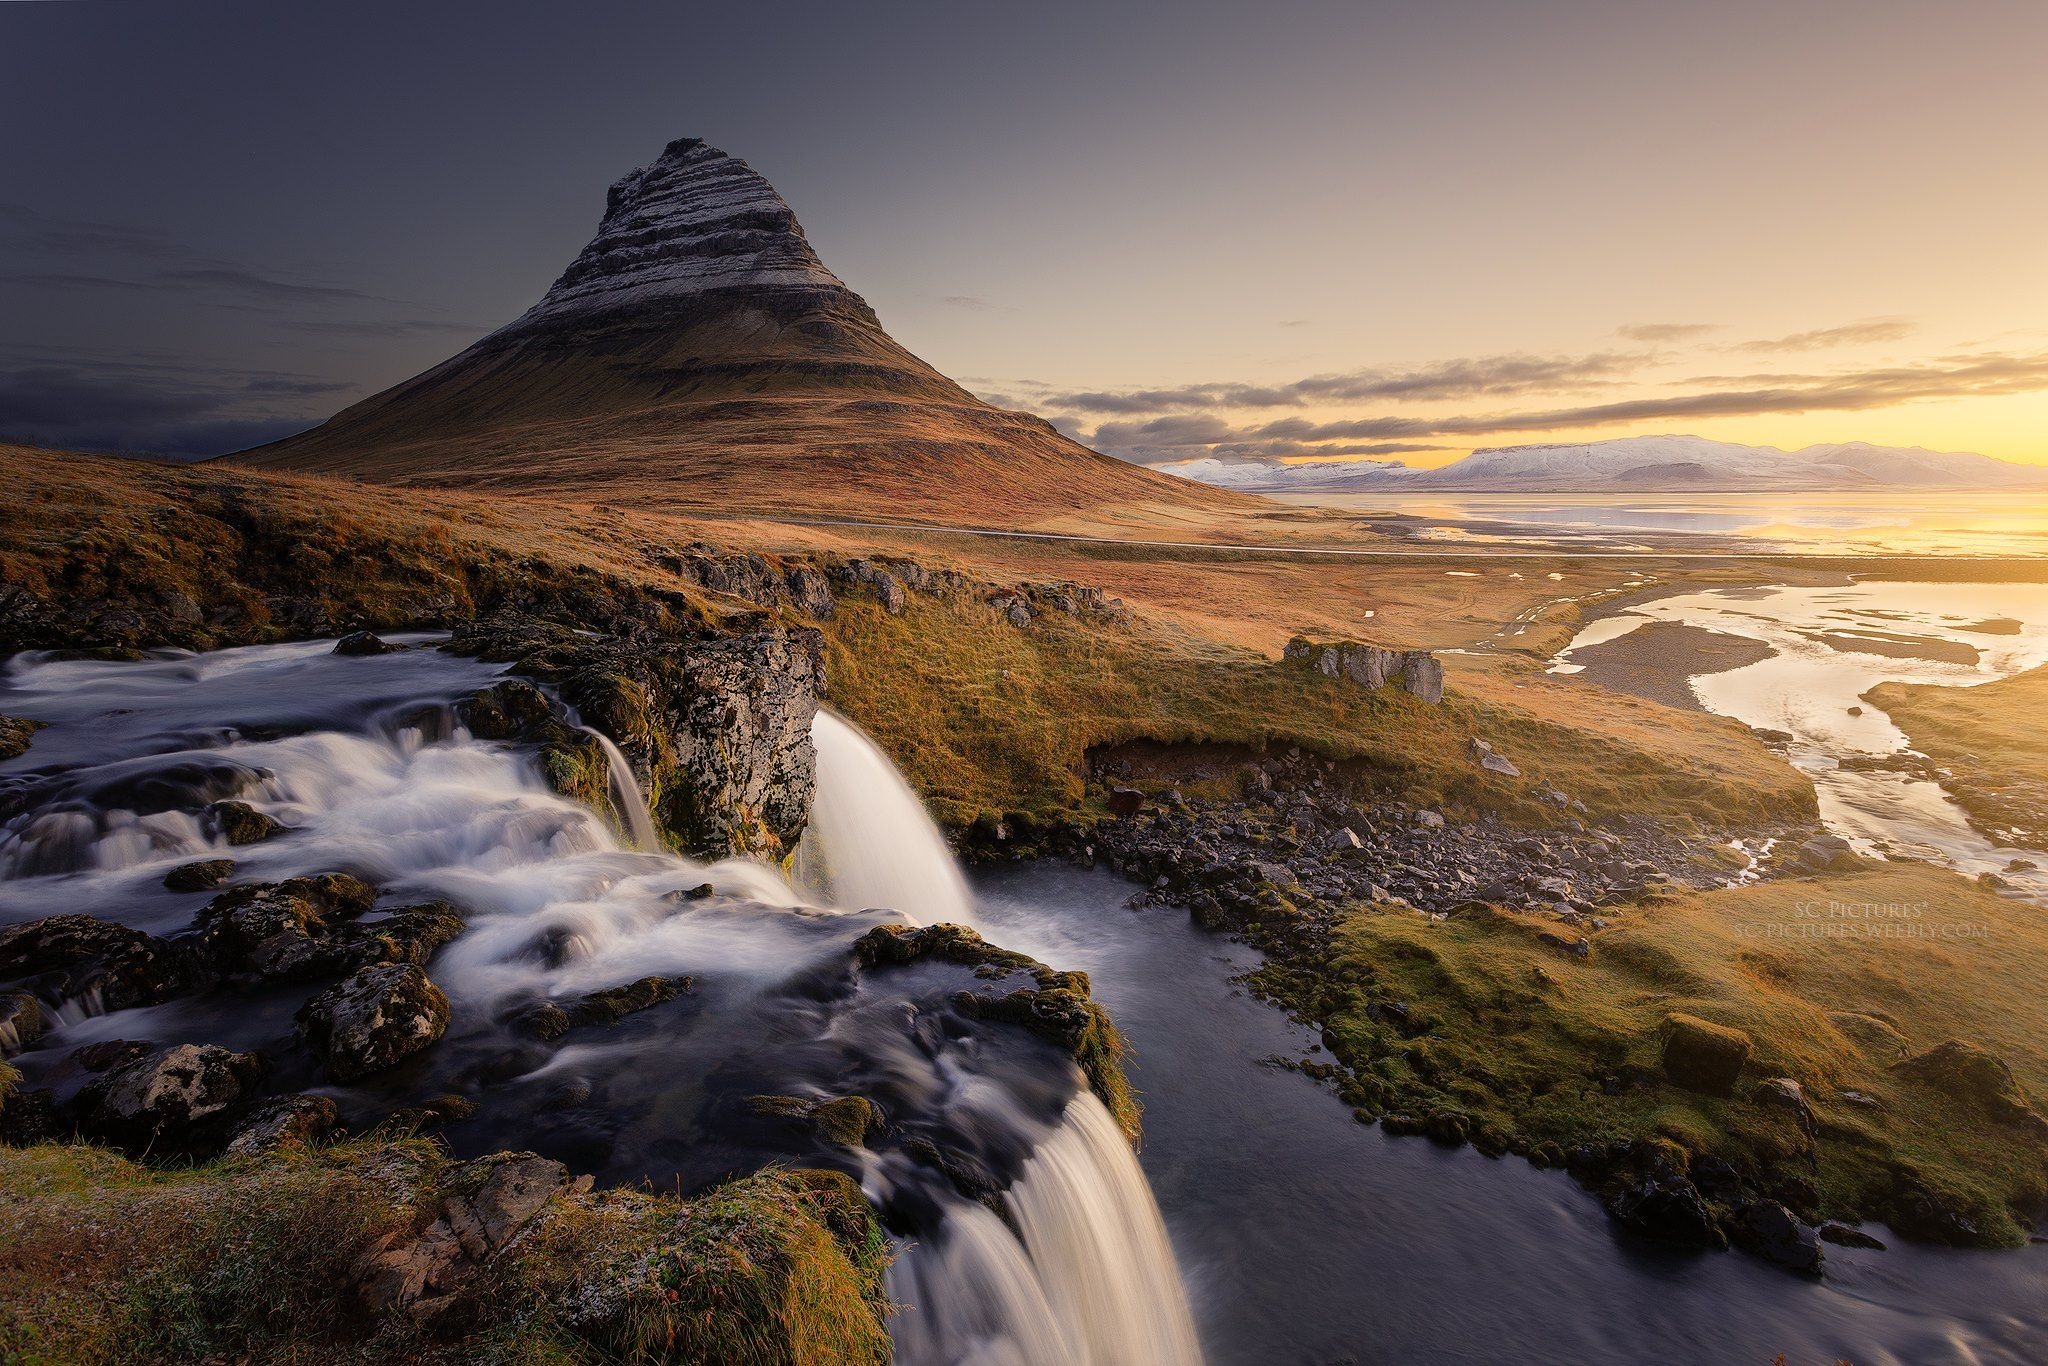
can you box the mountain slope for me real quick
[235,138,1246,524]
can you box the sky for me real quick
[3,0,2047,470]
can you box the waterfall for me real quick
[889,1093,1207,1366]
[799,709,973,926]
[581,726,659,851]
[0,642,1205,1366]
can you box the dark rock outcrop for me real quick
[356,1152,585,1318]
[0,914,196,1013]
[73,1042,263,1152]
[1892,1039,2047,1133]
[298,962,451,1081]
[453,618,823,860]
[1733,1200,1824,1273]
[334,630,401,656]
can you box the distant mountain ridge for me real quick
[235,137,1246,523]
[1161,434,2048,493]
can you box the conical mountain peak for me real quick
[499,138,860,339]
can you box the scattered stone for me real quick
[1817,1221,1887,1251]
[1468,738,1521,778]
[662,882,716,902]
[163,858,236,892]
[1792,833,1859,873]
[1661,1013,1752,1096]
[333,630,400,656]
[1106,786,1146,818]
[297,962,451,1081]
[225,1093,341,1157]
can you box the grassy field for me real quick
[1866,665,2048,850]
[1257,863,2048,1243]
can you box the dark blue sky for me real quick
[6,1,2046,464]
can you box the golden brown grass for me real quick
[0,1139,890,1365]
[1866,665,2048,849]
[1269,863,2048,1242]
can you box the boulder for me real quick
[1106,786,1146,818]
[567,974,690,1027]
[206,800,283,846]
[298,962,450,1081]
[1734,1200,1823,1274]
[1468,738,1521,778]
[0,913,195,1012]
[73,1043,263,1151]
[225,1093,341,1157]
[1892,1040,2045,1131]
[356,1152,577,1316]
[333,630,401,656]
[1816,1221,1886,1251]
[163,858,235,892]
[1751,1077,1818,1139]
[1608,1176,1727,1249]
[1792,833,1859,873]
[0,990,45,1056]
[1282,637,1445,703]
[1661,1013,1752,1096]
[195,873,378,982]
[746,1093,879,1148]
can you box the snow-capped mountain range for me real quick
[1159,435,2048,493]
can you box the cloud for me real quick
[1734,319,1914,353]
[1074,349,2048,461]
[0,361,343,458]
[1617,322,1722,342]
[941,294,999,311]
[1026,351,1639,419]
[283,317,493,339]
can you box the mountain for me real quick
[1161,434,2048,494]
[235,138,1244,523]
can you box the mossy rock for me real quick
[206,801,283,847]
[746,1094,880,1149]
[1660,1013,1752,1096]
[0,715,43,762]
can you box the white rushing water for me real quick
[1550,581,2048,899]
[0,641,1201,1364]
[888,1093,1206,1366]
[798,709,974,926]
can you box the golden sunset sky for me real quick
[3,1,2044,466]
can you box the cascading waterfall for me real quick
[580,725,659,851]
[885,1093,1206,1366]
[0,642,1203,1365]
[798,708,974,926]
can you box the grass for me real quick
[0,1140,891,1364]
[1255,863,2048,1244]
[820,590,1812,833]
[1866,665,2048,850]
